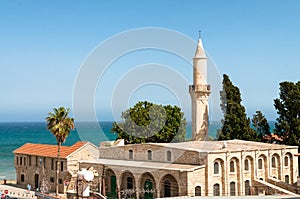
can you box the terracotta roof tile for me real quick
[13,141,87,158]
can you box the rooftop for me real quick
[148,139,298,153]
[13,141,87,158]
[80,158,204,172]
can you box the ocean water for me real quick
[0,121,272,180]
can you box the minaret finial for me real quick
[198,30,201,39]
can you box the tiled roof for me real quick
[13,141,87,158]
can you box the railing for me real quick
[267,177,298,193]
[189,85,211,92]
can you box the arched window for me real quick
[195,186,201,196]
[258,159,263,169]
[285,175,290,184]
[148,150,152,160]
[129,150,133,160]
[167,151,171,162]
[244,159,249,171]
[230,161,235,172]
[230,182,236,196]
[284,156,289,167]
[213,183,220,196]
[214,162,219,174]
[127,177,133,189]
[272,157,276,168]
[245,180,250,195]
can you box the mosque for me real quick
[14,38,299,198]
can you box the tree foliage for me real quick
[251,110,271,141]
[46,107,74,195]
[111,101,187,144]
[274,81,300,146]
[218,74,258,141]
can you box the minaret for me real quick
[189,35,211,141]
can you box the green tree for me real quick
[274,81,300,146]
[251,110,271,141]
[111,101,187,144]
[218,74,258,141]
[46,107,75,195]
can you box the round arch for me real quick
[258,154,268,179]
[120,170,136,197]
[284,152,293,183]
[139,172,156,199]
[213,158,225,195]
[105,168,117,198]
[159,174,179,198]
[271,153,281,180]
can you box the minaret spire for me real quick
[189,34,211,141]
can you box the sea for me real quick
[0,121,274,180]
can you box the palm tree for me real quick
[46,107,75,195]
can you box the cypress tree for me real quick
[218,74,258,141]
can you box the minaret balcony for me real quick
[189,85,211,92]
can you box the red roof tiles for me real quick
[13,141,87,158]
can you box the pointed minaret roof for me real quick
[194,38,207,59]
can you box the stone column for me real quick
[135,177,140,199]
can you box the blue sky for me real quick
[1,0,300,122]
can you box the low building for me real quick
[77,139,299,198]
[13,141,98,193]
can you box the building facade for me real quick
[13,142,98,193]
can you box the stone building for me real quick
[76,139,298,198]
[13,141,98,193]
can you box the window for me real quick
[272,157,276,168]
[213,183,220,196]
[16,157,19,165]
[129,150,133,160]
[61,161,64,171]
[214,162,219,174]
[127,177,133,189]
[20,157,23,165]
[285,175,290,184]
[258,159,263,169]
[245,180,250,195]
[50,177,54,183]
[230,161,235,172]
[29,155,31,166]
[195,186,201,196]
[230,182,236,196]
[51,159,54,170]
[244,159,249,171]
[21,174,25,182]
[147,150,152,160]
[44,158,46,169]
[284,156,289,167]
[24,157,26,166]
[35,156,38,166]
[59,179,63,184]
[167,151,171,162]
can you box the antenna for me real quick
[198,30,201,39]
